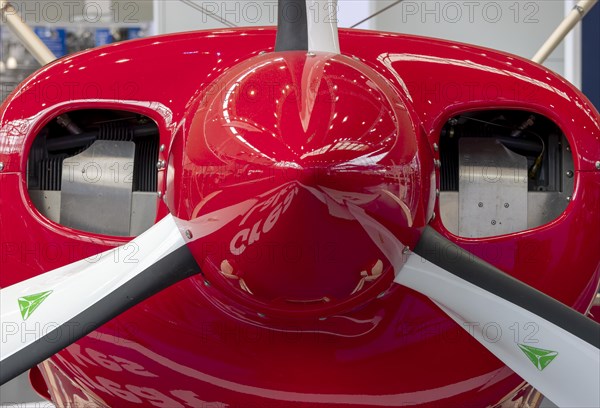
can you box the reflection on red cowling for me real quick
[168,51,433,318]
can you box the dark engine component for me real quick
[27,109,160,237]
[438,110,574,238]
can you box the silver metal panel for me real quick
[29,190,61,223]
[442,192,567,236]
[439,192,458,234]
[527,192,566,229]
[31,190,156,237]
[458,138,528,238]
[130,192,158,236]
[60,140,135,236]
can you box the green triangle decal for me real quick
[518,344,559,371]
[18,290,53,320]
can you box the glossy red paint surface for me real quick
[169,51,432,318]
[1,28,599,407]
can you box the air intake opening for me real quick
[438,110,574,238]
[27,109,160,237]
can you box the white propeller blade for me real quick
[0,214,199,385]
[394,227,600,408]
[307,0,340,54]
[0,195,261,385]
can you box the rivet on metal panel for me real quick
[0,162,4,172]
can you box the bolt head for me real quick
[566,170,574,178]
[0,162,4,172]
[159,144,165,152]
[596,161,600,170]
[156,160,166,170]
[433,143,439,152]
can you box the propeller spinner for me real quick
[165,50,434,317]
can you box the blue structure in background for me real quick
[583,5,600,109]
[34,27,66,58]
[95,29,113,46]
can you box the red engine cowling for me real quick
[1,27,599,407]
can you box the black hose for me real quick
[497,136,543,156]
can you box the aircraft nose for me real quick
[166,51,435,317]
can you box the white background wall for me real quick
[369,1,566,75]
[5,1,577,82]
[151,0,580,85]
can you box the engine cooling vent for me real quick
[437,110,574,238]
[98,122,135,141]
[27,109,160,236]
[134,137,159,192]
[440,137,458,191]
[28,112,159,193]
[37,157,65,191]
